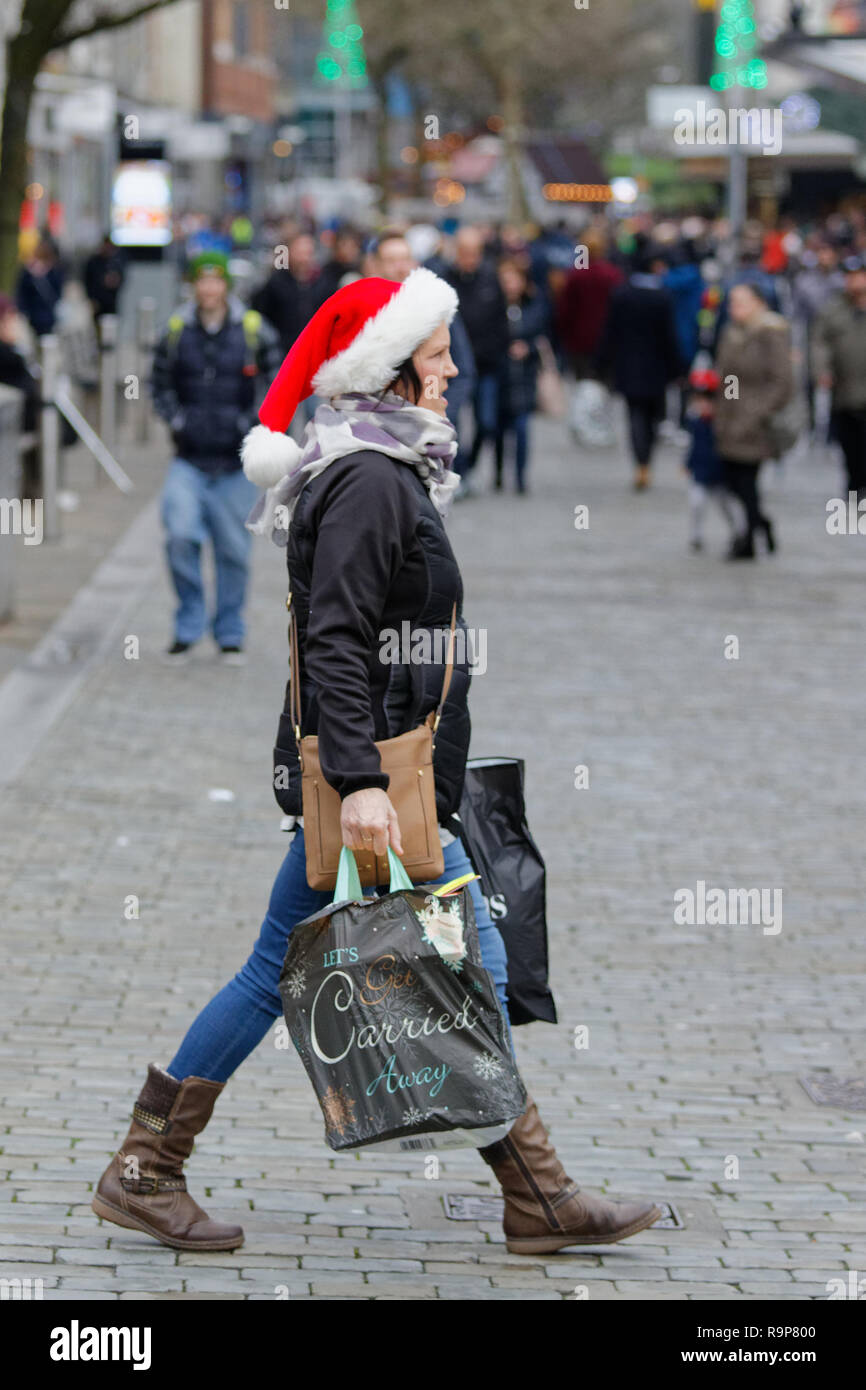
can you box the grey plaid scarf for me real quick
[246,392,460,545]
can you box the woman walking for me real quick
[92,270,660,1256]
[494,259,549,494]
[714,282,793,559]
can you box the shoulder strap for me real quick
[242,308,262,350]
[431,603,458,741]
[165,313,185,364]
[287,593,457,746]
[287,590,302,743]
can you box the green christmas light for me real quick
[712,0,766,91]
[317,0,368,89]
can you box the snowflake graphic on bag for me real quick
[473,1052,504,1081]
[284,966,306,1000]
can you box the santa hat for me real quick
[241,267,459,488]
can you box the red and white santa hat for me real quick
[241,267,459,488]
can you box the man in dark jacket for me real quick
[596,246,684,489]
[317,226,362,299]
[445,227,508,489]
[251,231,326,355]
[374,230,477,431]
[812,256,866,498]
[16,236,64,338]
[84,234,126,328]
[152,253,280,663]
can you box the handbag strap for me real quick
[287,591,458,744]
[288,590,302,742]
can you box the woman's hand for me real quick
[341,788,403,859]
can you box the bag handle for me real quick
[332,846,364,904]
[330,845,414,905]
[287,593,458,745]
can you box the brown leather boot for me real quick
[479,1097,662,1254]
[92,1064,244,1251]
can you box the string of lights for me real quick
[710,0,768,92]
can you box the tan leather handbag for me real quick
[288,593,457,890]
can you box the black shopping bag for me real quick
[456,757,557,1027]
[279,848,527,1152]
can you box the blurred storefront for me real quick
[19,0,278,262]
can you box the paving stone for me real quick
[2,415,863,1300]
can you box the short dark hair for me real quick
[735,279,767,305]
[383,354,422,403]
[375,228,409,253]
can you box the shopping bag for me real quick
[456,757,557,1027]
[536,337,567,418]
[569,379,616,447]
[279,847,527,1152]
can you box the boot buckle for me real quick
[120,1174,186,1195]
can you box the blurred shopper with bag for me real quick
[714,282,794,559]
[93,269,660,1257]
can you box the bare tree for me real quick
[308,0,683,221]
[0,0,182,290]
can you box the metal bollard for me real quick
[0,385,24,621]
[135,297,156,444]
[99,312,119,473]
[40,335,61,541]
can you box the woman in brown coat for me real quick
[714,283,794,559]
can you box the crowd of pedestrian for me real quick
[129,203,866,652]
[5,201,866,655]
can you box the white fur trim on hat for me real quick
[311,266,459,399]
[241,424,302,488]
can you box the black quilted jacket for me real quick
[273,450,472,822]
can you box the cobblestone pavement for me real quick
[1,413,865,1301]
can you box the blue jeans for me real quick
[160,459,258,647]
[168,829,512,1084]
[495,412,530,488]
[458,372,500,476]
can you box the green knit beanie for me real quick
[187,251,232,284]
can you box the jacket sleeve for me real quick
[256,316,283,389]
[662,292,686,380]
[445,313,476,417]
[251,275,283,339]
[304,456,417,800]
[150,328,182,426]
[595,291,621,377]
[810,306,832,383]
[760,322,794,415]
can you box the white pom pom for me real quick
[241,424,302,488]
